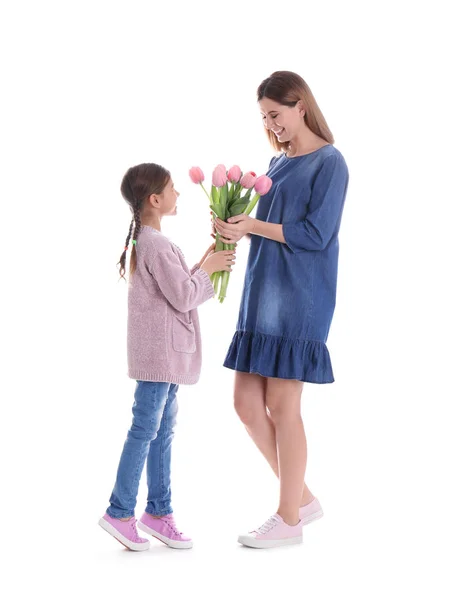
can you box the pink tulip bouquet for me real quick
[189,164,272,303]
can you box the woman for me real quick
[215,71,349,549]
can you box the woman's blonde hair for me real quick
[257,71,334,151]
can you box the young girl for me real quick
[99,163,235,551]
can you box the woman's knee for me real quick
[265,391,302,425]
[266,377,303,410]
[233,372,267,426]
[234,392,261,425]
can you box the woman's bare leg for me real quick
[265,377,307,525]
[234,372,314,508]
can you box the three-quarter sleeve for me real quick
[283,154,349,253]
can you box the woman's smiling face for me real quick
[259,97,305,144]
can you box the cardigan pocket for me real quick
[172,313,196,354]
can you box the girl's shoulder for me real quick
[138,226,176,256]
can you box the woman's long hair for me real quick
[257,71,334,151]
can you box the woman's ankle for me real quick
[300,489,315,507]
[277,508,301,526]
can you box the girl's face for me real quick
[159,177,180,216]
[259,97,305,144]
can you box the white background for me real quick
[1,0,459,598]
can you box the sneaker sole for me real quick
[238,534,303,549]
[300,508,324,526]
[138,520,193,549]
[98,518,150,551]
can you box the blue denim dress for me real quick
[224,145,349,383]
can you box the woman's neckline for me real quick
[283,143,332,159]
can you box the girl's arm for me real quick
[150,249,215,313]
[191,241,226,274]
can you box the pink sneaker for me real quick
[138,512,193,549]
[98,513,150,551]
[238,514,303,549]
[299,497,324,525]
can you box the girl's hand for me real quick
[201,249,236,277]
[215,215,255,244]
[198,240,238,268]
[198,242,217,268]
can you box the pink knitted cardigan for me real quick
[127,225,215,384]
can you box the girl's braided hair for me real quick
[118,163,170,279]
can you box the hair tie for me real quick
[132,239,137,246]
[124,246,128,251]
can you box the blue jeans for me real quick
[107,381,179,519]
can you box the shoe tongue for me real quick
[255,514,281,534]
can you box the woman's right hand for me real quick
[201,249,236,277]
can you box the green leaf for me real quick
[210,204,225,220]
[220,183,228,208]
[228,182,235,202]
[228,192,245,207]
[242,188,252,201]
[211,185,220,205]
[229,202,250,216]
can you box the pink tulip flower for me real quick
[240,171,257,189]
[189,166,205,184]
[227,165,242,183]
[254,175,273,195]
[212,164,228,188]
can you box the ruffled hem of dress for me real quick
[223,330,334,384]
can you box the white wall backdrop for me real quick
[1,0,459,598]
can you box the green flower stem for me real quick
[211,232,224,296]
[213,271,221,294]
[218,242,235,302]
[244,193,261,215]
[215,232,224,252]
[200,182,211,201]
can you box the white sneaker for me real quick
[299,497,324,526]
[238,514,303,549]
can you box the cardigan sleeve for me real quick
[149,250,215,313]
[283,153,349,253]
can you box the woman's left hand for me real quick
[215,215,255,244]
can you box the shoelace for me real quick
[130,519,142,540]
[256,515,279,535]
[164,515,183,536]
